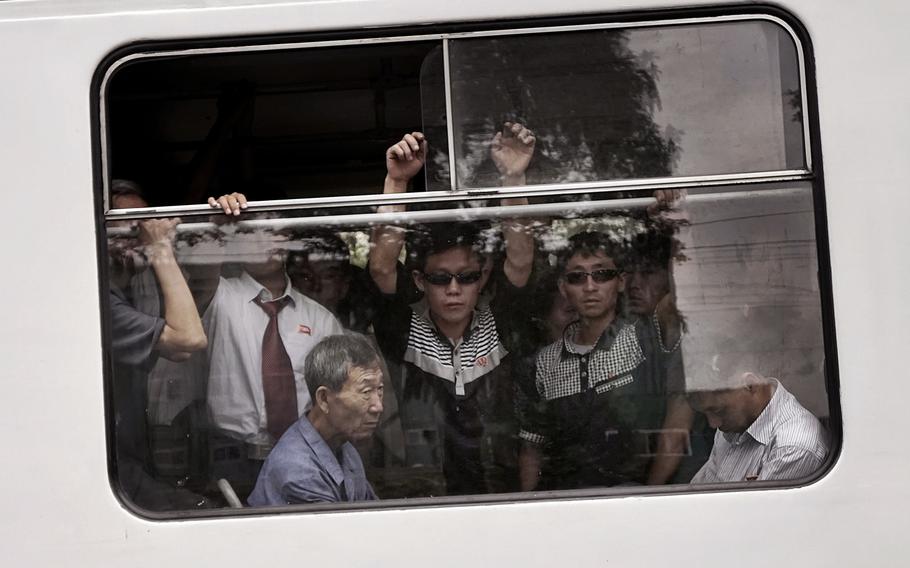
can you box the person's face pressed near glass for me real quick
[413,245,489,331]
[323,363,385,443]
[626,262,670,316]
[546,292,578,342]
[558,251,624,320]
[289,258,351,312]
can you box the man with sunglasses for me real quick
[369,124,536,495]
[518,231,684,491]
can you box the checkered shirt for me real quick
[519,320,644,445]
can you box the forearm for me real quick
[519,442,543,491]
[655,209,685,349]
[646,395,695,485]
[501,196,533,288]
[370,176,409,293]
[646,444,685,485]
[655,302,683,351]
[758,447,826,481]
[654,262,682,351]
[150,244,207,353]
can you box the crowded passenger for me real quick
[527,270,578,347]
[198,193,344,499]
[287,231,406,487]
[108,179,209,509]
[249,333,383,505]
[369,124,536,495]
[624,221,698,485]
[517,230,684,491]
[286,232,377,333]
[688,345,829,483]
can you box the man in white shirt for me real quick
[688,349,829,484]
[200,193,344,498]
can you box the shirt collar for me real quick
[560,317,626,358]
[743,378,782,446]
[411,298,482,339]
[240,269,296,306]
[296,414,347,486]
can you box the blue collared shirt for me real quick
[248,414,377,506]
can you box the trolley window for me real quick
[98,11,834,517]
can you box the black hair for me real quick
[556,231,623,273]
[628,218,674,269]
[110,179,147,205]
[304,333,380,400]
[406,221,490,272]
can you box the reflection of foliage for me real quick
[440,30,680,188]
[339,231,371,268]
[786,88,803,124]
[534,213,687,268]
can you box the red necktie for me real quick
[255,296,298,442]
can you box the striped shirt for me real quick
[371,267,532,495]
[691,379,829,483]
[403,302,507,396]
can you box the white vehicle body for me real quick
[0,0,906,566]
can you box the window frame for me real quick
[97,8,814,218]
[92,3,840,521]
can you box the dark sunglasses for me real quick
[563,269,622,285]
[422,270,483,286]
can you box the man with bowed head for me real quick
[249,333,384,505]
[688,344,829,484]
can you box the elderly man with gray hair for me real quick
[248,333,383,505]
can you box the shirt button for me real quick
[581,371,588,378]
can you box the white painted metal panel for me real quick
[0,1,907,566]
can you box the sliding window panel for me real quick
[443,19,806,190]
[106,40,444,208]
[103,180,833,515]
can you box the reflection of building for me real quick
[628,22,804,175]
[675,186,828,419]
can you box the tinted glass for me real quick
[107,41,442,207]
[434,20,805,190]
[104,182,830,513]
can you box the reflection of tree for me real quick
[786,88,803,124]
[432,30,680,188]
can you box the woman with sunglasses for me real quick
[518,230,686,492]
[369,124,536,496]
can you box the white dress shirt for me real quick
[205,270,343,446]
[691,379,829,483]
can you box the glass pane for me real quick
[105,182,829,513]
[107,41,443,208]
[442,20,805,189]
